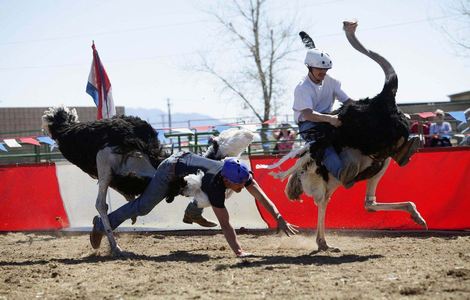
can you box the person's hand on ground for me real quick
[277,216,299,236]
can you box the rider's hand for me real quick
[328,115,342,127]
[276,216,299,236]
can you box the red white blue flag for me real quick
[86,42,116,120]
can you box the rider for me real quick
[293,48,419,188]
[293,48,359,187]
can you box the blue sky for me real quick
[0,0,469,120]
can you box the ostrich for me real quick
[42,107,254,255]
[262,21,427,252]
[42,107,170,254]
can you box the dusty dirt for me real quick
[0,230,469,299]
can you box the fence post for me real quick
[34,144,40,163]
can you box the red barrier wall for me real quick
[0,163,69,231]
[250,147,470,230]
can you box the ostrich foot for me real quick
[269,171,285,180]
[313,239,341,253]
[408,203,427,229]
[111,245,124,257]
[411,211,427,229]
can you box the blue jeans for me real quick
[97,153,180,231]
[298,121,343,180]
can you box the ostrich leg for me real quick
[96,149,122,256]
[364,158,427,228]
[314,194,341,253]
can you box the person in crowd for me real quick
[429,109,452,147]
[272,123,297,154]
[410,119,430,147]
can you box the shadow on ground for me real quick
[0,250,212,267]
[215,253,383,270]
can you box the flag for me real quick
[37,136,57,150]
[3,139,21,148]
[86,42,116,120]
[448,111,467,124]
[263,117,277,124]
[20,137,41,146]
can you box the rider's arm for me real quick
[300,109,341,127]
[212,206,246,256]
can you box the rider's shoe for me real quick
[339,162,359,189]
[90,216,103,249]
[183,213,218,228]
[392,136,420,167]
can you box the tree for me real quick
[441,0,470,54]
[198,0,299,151]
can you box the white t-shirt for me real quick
[292,74,350,123]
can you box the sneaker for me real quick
[90,216,103,249]
[392,136,420,167]
[339,162,359,189]
[183,213,218,228]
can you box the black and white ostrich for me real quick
[42,107,169,254]
[262,21,427,252]
[42,107,254,255]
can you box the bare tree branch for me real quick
[440,0,470,54]
[198,54,263,122]
[196,0,300,149]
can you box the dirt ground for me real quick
[0,230,469,300]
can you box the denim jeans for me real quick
[298,121,343,180]
[97,153,181,231]
[185,200,203,216]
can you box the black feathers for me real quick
[306,76,409,163]
[299,31,316,49]
[44,107,168,197]
[336,97,409,159]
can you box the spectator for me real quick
[410,120,430,135]
[272,123,296,154]
[410,120,431,147]
[429,109,452,147]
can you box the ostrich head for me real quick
[41,105,79,136]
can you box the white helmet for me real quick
[304,49,332,69]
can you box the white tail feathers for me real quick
[216,128,254,157]
[181,170,211,208]
[256,143,310,170]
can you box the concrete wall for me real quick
[55,159,267,231]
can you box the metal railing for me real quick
[3,124,466,166]
[0,127,302,165]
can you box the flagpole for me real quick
[87,41,116,120]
